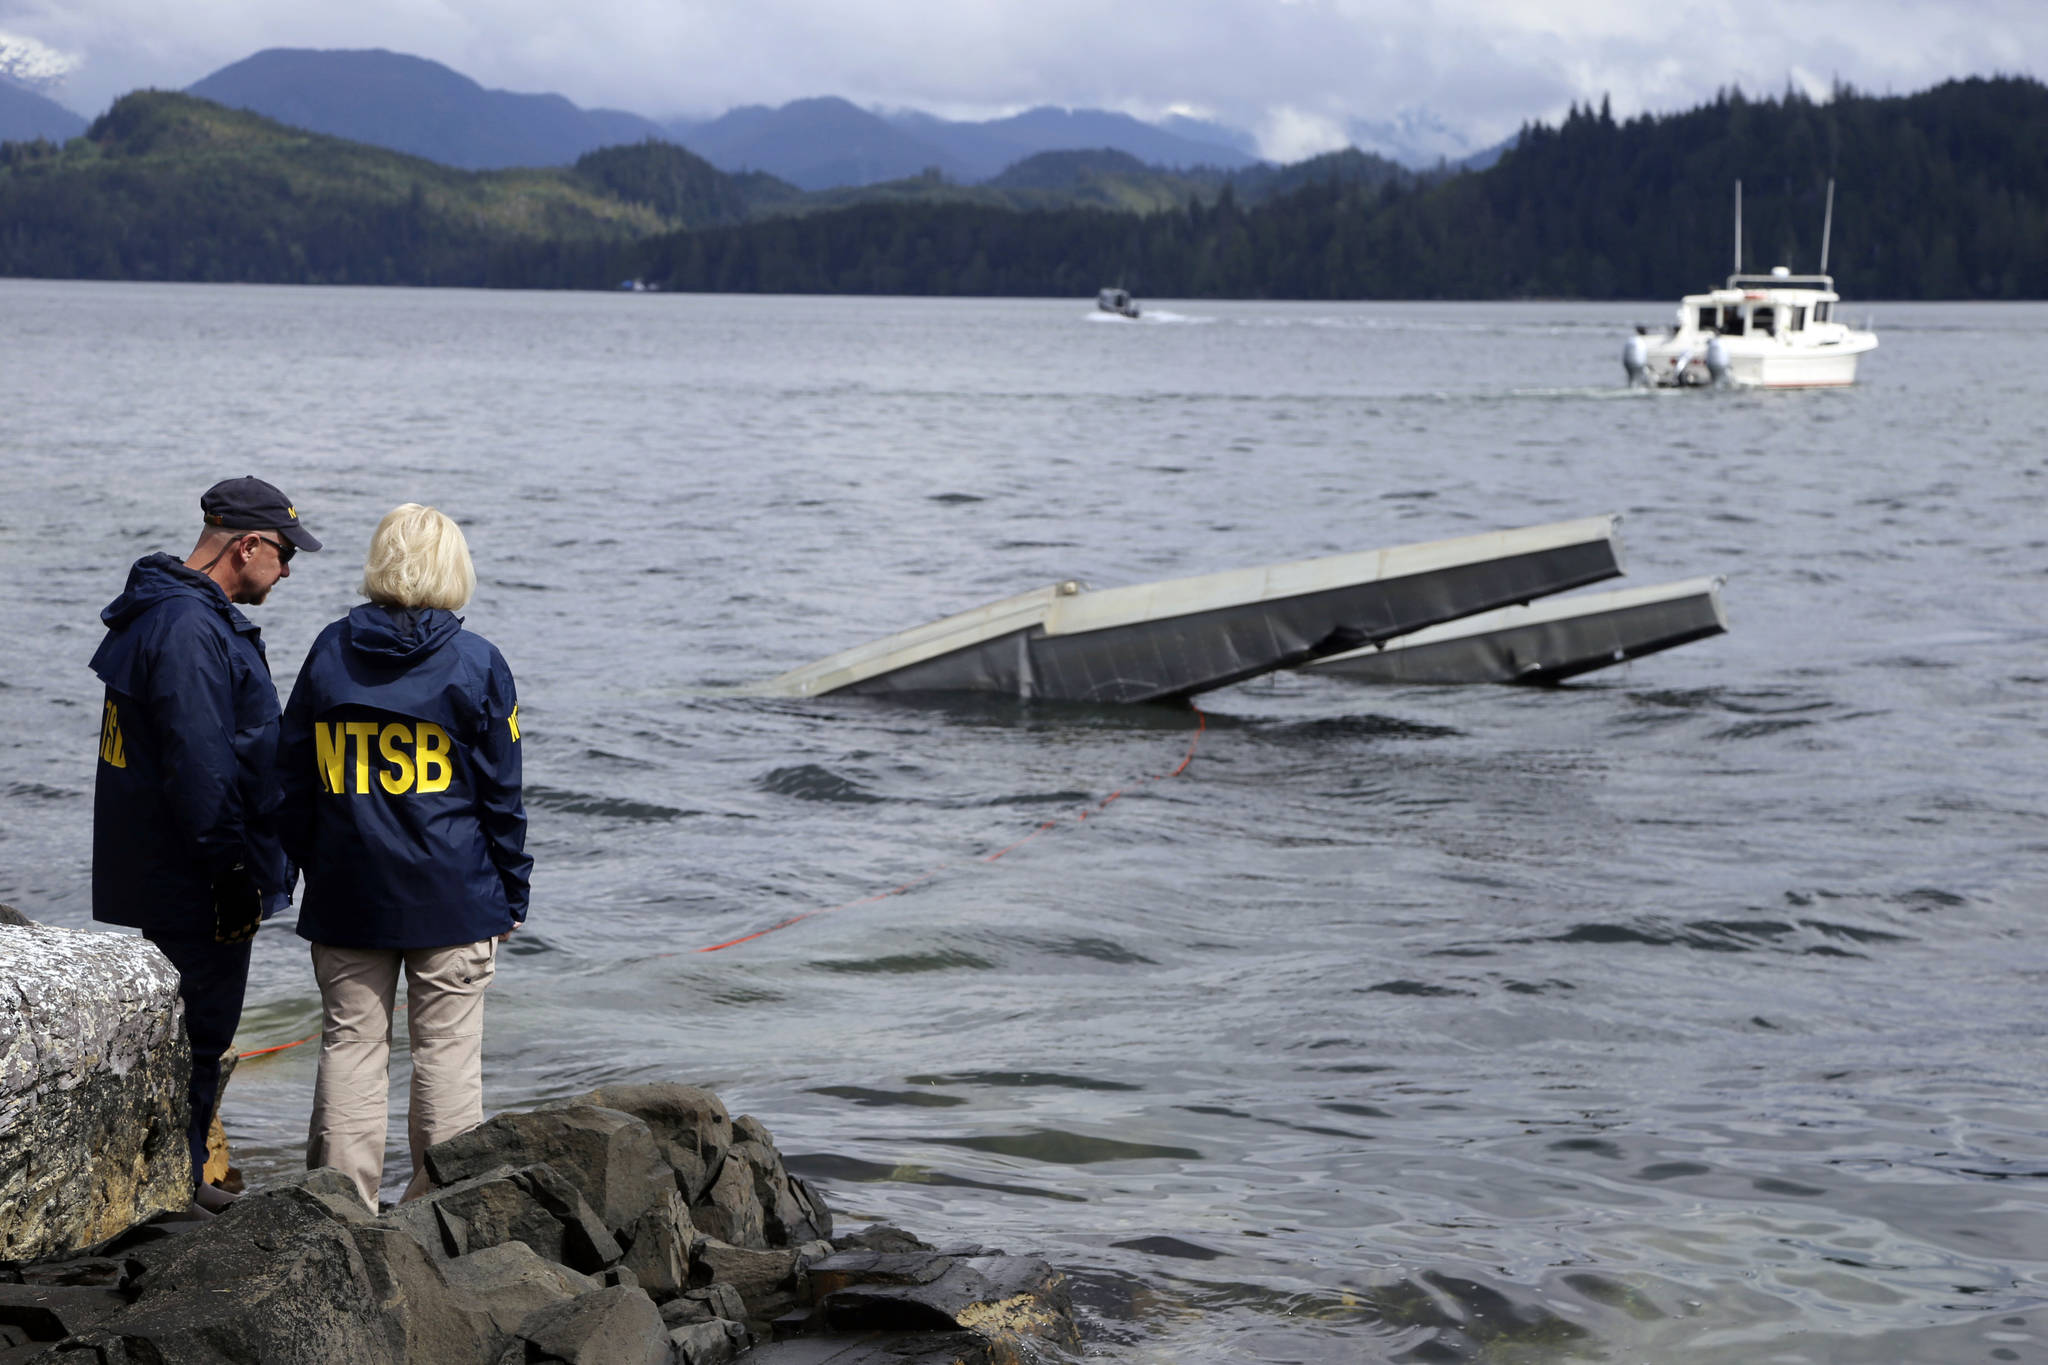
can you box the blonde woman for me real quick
[278,504,530,1210]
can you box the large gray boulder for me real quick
[730,1114,833,1248]
[501,1086,828,1255]
[266,1166,374,1223]
[425,1105,670,1239]
[690,1239,804,1325]
[618,1187,694,1302]
[440,1241,598,1336]
[0,918,190,1261]
[504,1284,669,1365]
[349,1223,504,1362]
[695,1149,768,1248]
[376,1163,621,1274]
[667,1315,750,1365]
[659,1282,745,1328]
[547,1084,733,1206]
[60,1189,407,1363]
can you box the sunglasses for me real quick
[250,534,297,564]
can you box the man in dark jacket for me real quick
[91,476,322,1209]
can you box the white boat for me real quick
[1096,287,1140,318]
[1625,181,1877,389]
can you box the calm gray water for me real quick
[4,281,2046,1363]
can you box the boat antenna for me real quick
[1819,178,1835,275]
[1733,180,1742,277]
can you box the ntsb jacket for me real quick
[90,553,291,934]
[279,603,530,949]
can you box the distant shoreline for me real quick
[6,77,2046,300]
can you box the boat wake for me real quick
[1084,309,1207,325]
[1506,385,1661,400]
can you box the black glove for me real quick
[212,861,261,944]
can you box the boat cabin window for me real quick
[1814,301,1832,322]
[1750,306,1775,336]
[1787,306,1806,332]
[1698,305,1739,333]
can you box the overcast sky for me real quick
[2,0,2041,159]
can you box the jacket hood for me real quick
[100,553,233,630]
[345,602,463,663]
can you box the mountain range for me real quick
[0,83,1421,285]
[0,74,86,143]
[181,50,1265,188]
[186,50,669,171]
[9,47,1505,186]
[660,98,1265,191]
[7,75,2042,299]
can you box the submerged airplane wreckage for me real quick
[750,515,1728,703]
[1303,576,1729,686]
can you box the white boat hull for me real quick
[1645,332,1876,389]
[1629,266,1878,389]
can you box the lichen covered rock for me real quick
[0,918,191,1261]
[804,1247,1081,1363]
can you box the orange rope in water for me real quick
[236,704,1207,1054]
[235,1000,406,1062]
[235,1037,311,1061]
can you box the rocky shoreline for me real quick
[0,910,1081,1364]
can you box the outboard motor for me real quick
[1705,332,1732,387]
[1623,329,1649,386]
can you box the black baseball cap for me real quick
[200,476,322,552]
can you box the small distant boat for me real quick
[1625,181,1877,389]
[1096,287,1140,318]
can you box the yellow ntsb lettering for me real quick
[345,721,380,794]
[314,721,457,795]
[99,700,128,768]
[416,724,452,793]
[507,705,520,742]
[315,722,347,793]
[378,723,415,794]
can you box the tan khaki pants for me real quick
[307,938,497,1209]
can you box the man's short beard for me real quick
[233,583,271,606]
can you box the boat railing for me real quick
[1725,272,1834,291]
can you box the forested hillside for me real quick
[1358,77,2048,298]
[3,77,2043,296]
[631,79,2048,299]
[0,93,674,284]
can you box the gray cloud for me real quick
[4,0,2040,157]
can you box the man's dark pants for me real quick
[148,934,253,1191]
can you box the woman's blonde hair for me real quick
[360,504,477,611]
